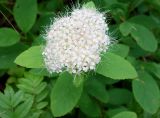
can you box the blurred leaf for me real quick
[83,1,96,8]
[109,3,128,22]
[106,107,128,118]
[32,35,45,46]
[46,0,63,11]
[86,79,109,103]
[112,111,137,118]
[128,15,160,29]
[32,14,54,33]
[0,43,28,69]
[13,0,37,32]
[36,102,48,109]
[109,44,130,57]
[129,0,144,11]
[15,46,44,68]
[96,52,137,79]
[143,62,160,79]
[119,21,135,36]
[0,92,10,109]
[108,88,132,105]
[132,71,160,114]
[146,0,160,12]
[73,74,84,87]
[36,89,48,102]
[120,22,158,52]
[51,72,83,117]
[78,92,101,117]
[0,28,20,47]
[12,91,24,107]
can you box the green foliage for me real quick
[112,111,137,118]
[1,0,160,118]
[0,28,20,47]
[51,72,83,117]
[108,88,132,105]
[120,22,157,52]
[0,86,33,118]
[132,71,160,114]
[78,91,101,117]
[86,79,109,103]
[0,43,28,69]
[13,0,37,32]
[83,1,96,8]
[109,44,130,57]
[15,46,44,68]
[96,52,137,79]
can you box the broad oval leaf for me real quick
[13,0,37,32]
[108,88,132,105]
[0,28,20,47]
[128,15,160,29]
[96,52,137,79]
[86,79,109,103]
[131,24,157,52]
[132,71,160,114]
[109,44,129,57]
[0,43,28,69]
[119,22,133,36]
[78,92,101,117]
[15,46,44,68]
[51,72,83,117]
[112,111,137,118]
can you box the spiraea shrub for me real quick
[0,0,160,118]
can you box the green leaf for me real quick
[4,86,14,100]
[86,79,109,103]
[0,92,10,109]
[17,73,46,95]
[0,43,28,69]
[36,102,48,109]
[78,92,101,117]
[120,22,157,52]
[132,71,160,114]
[119,22,133,36]
[13,0,37,32]
[36,89,48,102]
[83,1,96,9]
[131,24,157,52]
[15,97,33,118]
[109,44,129,57]
[96,52,137,79]
[128,15,160,29]
[15,46,44,68]
[73,74,84,87]
[12,91,24,107]
[143,62,160,79]
[35,82,47,94]
[51,72,83,117]
[0,28,20,47]
[106,107,128,118]
[112,111,137,118]
[108,88,132,105]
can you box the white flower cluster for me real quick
[43,8,110,74]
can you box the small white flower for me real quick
[43,7,110,74]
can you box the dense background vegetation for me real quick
[0,0,160,118]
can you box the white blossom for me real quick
[42,8,110,74]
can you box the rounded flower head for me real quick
[43,8,110,74]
